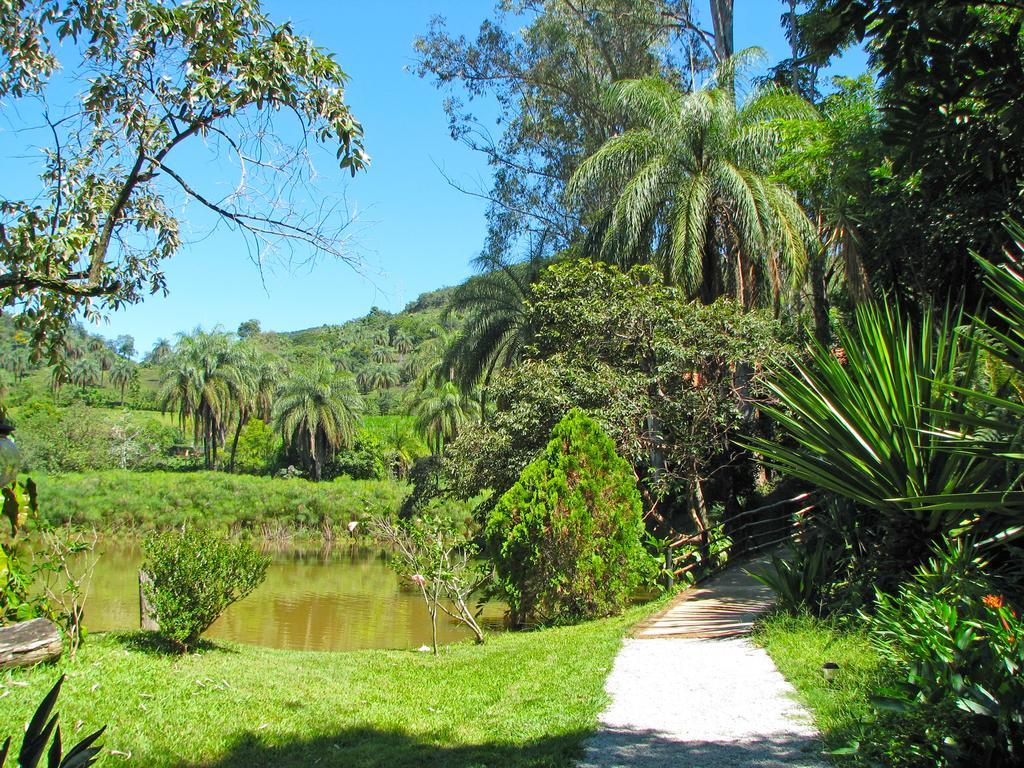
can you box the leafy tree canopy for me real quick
[0,0,368,359]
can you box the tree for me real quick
[226,345,279,473]
[415,1,709,264]
[158,330,236,468]
[567,52,817,310]
[109,357,137,406]
[438,256,544,409]
[357,363,399,393]
[444,260,785,531]
[69,356,100,389]
[237,319,261,340]
[801,0,1024,305]
[0,0,368,359]
[113,335,135,360]
[146,338,173,365]
[773,76,881,341]
[274,359,362,481]
[486,409,655,625]
[411,380,479,456]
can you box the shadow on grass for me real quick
[171,725,825,768]
[107,631,238,656]
[173,727,588,768]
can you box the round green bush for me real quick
[486,408,655,625]
[141,530,270,652]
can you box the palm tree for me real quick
[109,358,138,405]
[567,50,816,310]
[370,345,395,364]
[410,379,480,455]
[4,348,30,382]
[148,338,173,365]
[274,359,363,481]
[437,257,545,417]
[393,331,414,356]
[158,330,237,469]
[49,364,68,402]
[227,346,280,473]
[381,420,423,479]
[69,356,100,389]
[96,347,116,384]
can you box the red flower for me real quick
[983,594,1006,610]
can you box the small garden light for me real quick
[0,418,21,486]
[822,662,839,683]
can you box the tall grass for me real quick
[31,471,409,536]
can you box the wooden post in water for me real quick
[139,570,159,631]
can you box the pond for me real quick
[73,539,505,652]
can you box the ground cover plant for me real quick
[0,601,661,768]
[752,612,965,768]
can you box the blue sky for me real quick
[4,1,869,357]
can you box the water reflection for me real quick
[78,540,504,652]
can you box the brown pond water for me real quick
[73,540,504,652]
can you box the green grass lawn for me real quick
[0,601,663,768]
[753,613,884,749]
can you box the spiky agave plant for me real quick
[1,675,105,768]
[745,300,993,538]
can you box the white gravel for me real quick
[578,637,827,768]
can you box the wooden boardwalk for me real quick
[631,556,775,640]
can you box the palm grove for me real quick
[3,2,1024,766]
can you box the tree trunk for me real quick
[0,618,62,670]
[311,428,322,481]
[699,234,722,304]
[229,411,247,474]
[139,571,159,631]
[810,246,831,345]
[710,0,734,63]
[788,0,799,91]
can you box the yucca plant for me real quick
[900,227,1024,524]
[746,300,993,542]
[1,675,105,767]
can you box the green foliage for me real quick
[446,260,786,520]
[274,359,363,481]
[232,418,281,476]
[866,540,1024,767]
[568,52,817,308]
[0,0,367,358]
[750,540,839,617]
[141,529,270,652]
[0,675,105,768]
[803,1,1024,305]
[438,257,544,395]
[410,380,479,456]
[754,611,971,768]
[12,402,182,473]
[486,410,655,625]
[746,300,997,562]
[31,471,407,536]
[330,433,389,480]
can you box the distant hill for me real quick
[1,281,467,418]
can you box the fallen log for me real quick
[0,618,62,670]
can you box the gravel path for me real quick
[579,565,826,768]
